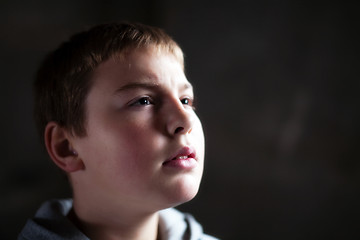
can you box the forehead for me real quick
[89,46,190,91]
[113,44,184,69]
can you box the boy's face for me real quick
[70,46,205,211]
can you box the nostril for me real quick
[174,127,184,134]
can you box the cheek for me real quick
[103,120,164,171]
[80,124,163,191]
[119,120,163,151]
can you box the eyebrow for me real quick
[114,82,193,94]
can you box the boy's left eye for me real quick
[181,98,190,105]
[181,97,194,107]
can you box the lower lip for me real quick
[163,158,197,170]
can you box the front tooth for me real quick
[178,156,188,160]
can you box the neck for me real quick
[69,200,160,240]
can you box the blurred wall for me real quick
[1,1,359,239]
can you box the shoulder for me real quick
[18,199,88,240]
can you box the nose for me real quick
[165,100,194,137]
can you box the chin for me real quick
[163,175,201,208]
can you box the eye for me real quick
[181,97,195,109]
[130,96,154,106]
[181,98,190,105]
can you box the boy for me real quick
[18,22,218,240]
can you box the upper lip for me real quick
[164,146,196,164]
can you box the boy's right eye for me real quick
[130,96,154,106]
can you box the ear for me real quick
[44,122,85,172]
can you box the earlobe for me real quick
[44,122,85,173]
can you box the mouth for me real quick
[162,146,197,169]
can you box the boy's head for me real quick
[34,22,184,139]
[35,22,205,212]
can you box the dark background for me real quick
[1,1,359,239]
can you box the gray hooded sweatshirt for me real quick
[18,199,218,240]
